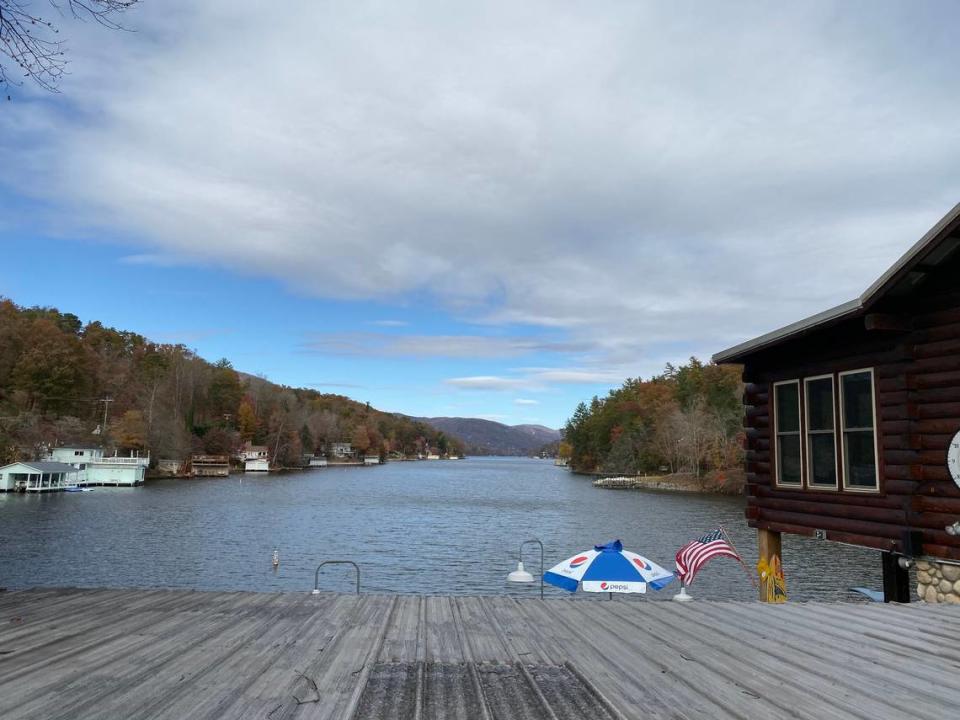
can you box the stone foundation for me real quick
[916,560,960,604]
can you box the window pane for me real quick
[842,372,874,429]
[778,434,802,484]
[806,378,834,431]
[844,431,877,488]
[775,383,800,433]
[809,433,837,486]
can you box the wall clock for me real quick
[949,429,960,490]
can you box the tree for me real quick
[114,409,146,451]
[0,0,139,94]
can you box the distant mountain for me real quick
[413,417,561,456]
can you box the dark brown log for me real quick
[913,337,960,359]
[882,479,920,495]
[916,321,960,343]
[884,449,920,466]
[921,433,954,450]
[917,418,960,434]
[911,495,960,513]
[918,401,960,419]
[878,390,909,407]
[911,369,960,390]
[884,464,923,481]
[755,484,908,507]
[918,543,960,561]
[915,386,960,404]
[878,376,908,393]
[881,420,912,436]
[864,313,912,332]
[755,497,906,524]
[754,509,905,539]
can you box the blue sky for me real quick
[3,1,960,428]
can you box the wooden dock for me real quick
[0,588,957,719]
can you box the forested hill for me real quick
[0,299,465,464]
[563,359,744,478]
[413,417,560,456]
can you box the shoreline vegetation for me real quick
[0,299,466,467]
[584,469,746,495]
[562,358,745,494]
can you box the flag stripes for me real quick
[675,528,741,586]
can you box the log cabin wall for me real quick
[740,251,960,562]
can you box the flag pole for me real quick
[719,525,758,588]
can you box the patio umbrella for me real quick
[543,539,674,595]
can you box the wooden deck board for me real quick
[0,588,957,720]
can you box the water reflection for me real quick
[0,457,883,600]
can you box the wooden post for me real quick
[757,528,782,602]
[881,552,910,603]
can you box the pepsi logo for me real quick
[632,558,650,570]
[569,555,589,568]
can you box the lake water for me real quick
[0,456,884,601]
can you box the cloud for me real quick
[514,398,539,406]
[445,367,625,392]
[367,320,409,327]
[5,1,960,382]
[302,333,589,359]
[444,376,529,391]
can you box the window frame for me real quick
[772,379,804,488]
[838,368,881,493]
[803,374,839,491]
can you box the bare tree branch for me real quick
[0,0,138,96]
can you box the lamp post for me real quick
[507,539,544,599]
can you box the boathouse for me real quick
[0,461,79,492]
[715,203,960,603]
[46,445,148,486]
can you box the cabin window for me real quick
[774,381,802,486]
[839,369,879,491]
[804,376,838,489]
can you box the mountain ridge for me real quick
[409,416,560,456]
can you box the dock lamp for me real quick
[507,539,544,599]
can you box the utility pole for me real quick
[100,397,114,436]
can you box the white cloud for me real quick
[444,376,529,391]
[514,398,539,406]
[302,332,589,359]
[5,1,960,382]
[367,320,409,327]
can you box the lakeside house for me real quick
[241,443,270,472]
[0,461,79,492]
[363,455,380,465]
[715,202,960,603]
[45,445,149,487]
[328,442,355,459]
[190,454,230,477]
[304,454,328,467]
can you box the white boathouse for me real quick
[241,444,270,472]
[46,446,149,487]
[0,461,79,492]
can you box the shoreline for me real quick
[574,469,746,495]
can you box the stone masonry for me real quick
[916,559,960,604]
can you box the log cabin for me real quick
[714,203,960,603]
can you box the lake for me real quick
[0,456,884,601]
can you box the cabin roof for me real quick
[1,461,78,473]
[714,201,960,364]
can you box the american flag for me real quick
[675,528,742,586]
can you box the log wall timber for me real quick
[736,249,960,563]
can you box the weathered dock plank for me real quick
[0,588,956,720]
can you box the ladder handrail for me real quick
[312,560,360,595]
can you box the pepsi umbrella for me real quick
[543,539,674,595]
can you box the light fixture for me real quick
[507,562,534,583]
[897,557,914,570]
[946,521,960,536]
[507,539,544,599]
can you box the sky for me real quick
[2,1,960,429]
